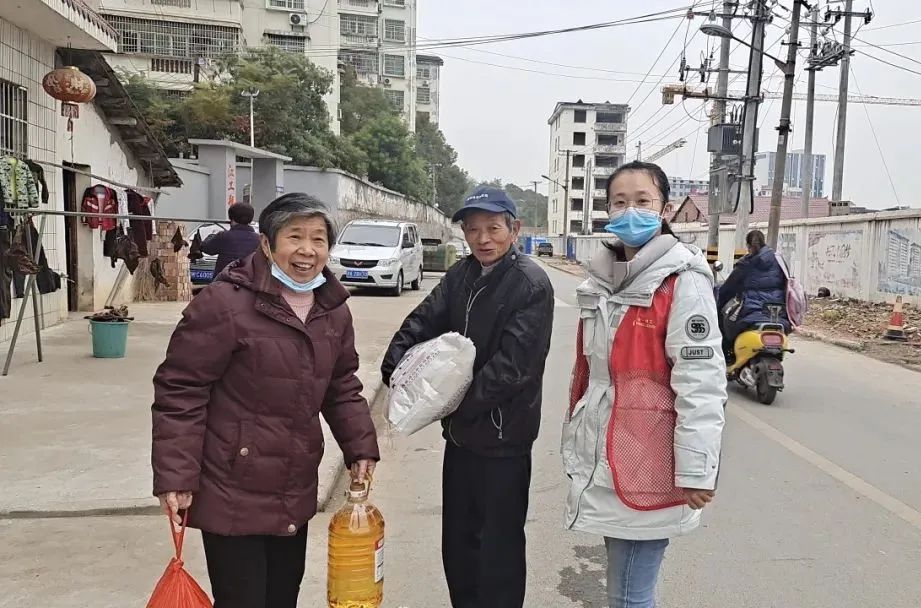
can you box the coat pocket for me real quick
[674,443,709,477]
[231,419,290,494]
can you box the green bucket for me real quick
[90,320,131,359]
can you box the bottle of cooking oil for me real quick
[327,478,385,608]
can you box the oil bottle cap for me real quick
[347,479,369,500]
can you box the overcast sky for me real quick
[420,0,921,209]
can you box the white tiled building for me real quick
[0,1,181,345]
[94,0,427,134]
[546,101,629,235]
[337,0,419,131]
[415,54,442,125]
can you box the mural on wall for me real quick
[806,230,863,294]
[778,232,798,273]
[878,228,921,296]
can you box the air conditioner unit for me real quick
[422,80,429,87]
[382,78,391,86]
[289,13,308,26]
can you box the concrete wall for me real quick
[168,162,454,242]
[563,210,921,306]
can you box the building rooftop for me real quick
[548,100,630,125]
[417,54,444,66]
[670,194,832,225]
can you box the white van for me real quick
[328,219,424,296]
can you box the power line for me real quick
[854,48,921,77]
[625,8,689,107]
[427,51,659,83]
[849,66,901,206]
[850,33,921,69]
[864,16,921,31]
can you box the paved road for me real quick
[304,263,921,607]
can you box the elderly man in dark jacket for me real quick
[718,229,790,357]
[381,186,554,608]
[200,202,261,278]
[152,193,379,608]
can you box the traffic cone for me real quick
[883,296,909,342]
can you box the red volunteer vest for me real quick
[570,274,685,511]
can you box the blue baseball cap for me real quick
[451,186,518,223]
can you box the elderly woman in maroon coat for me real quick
[151,193,380,608]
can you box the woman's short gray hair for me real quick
[258,193,337,249]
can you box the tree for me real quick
[415,115,473,215]
[351,113,431,201]
[475,180,548,228]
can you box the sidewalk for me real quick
[0,285,432,517]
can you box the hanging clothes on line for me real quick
[0,156,42,228]
[81,185,118,231]
[126,189,154,257]
[12,219,61,298]
[103,226,140,274]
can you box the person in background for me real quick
[717,229,791,360]
[152,193,379,608]
[564,161,726,608]
[201,202,261,278]
[381,186,555,608]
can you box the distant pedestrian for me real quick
[152,193,379,608]
[200,202,261,278]
[382,186,555,608]
[564,161,726,608]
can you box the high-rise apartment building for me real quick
[546,101,629,235]
[337,0,418,132]
[415,54,442,125]
[94,0,431,134]
[754,149,826,197]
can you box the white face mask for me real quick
[269,256,326,293]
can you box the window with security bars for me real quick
[152,0,192,6]
[268,0,306,9]
[0,80,28,158]
[339,50,378,74]
[385,89,404,110]
[340,13,379,37]
[265,34,306,54]
[416,86,431,104]
[384,0,405,6]
[347,0,372,6]
[103,15,241,59]
[151,58,193,74]
[417,65,431,79]
[383,54,405,77]
[384,19,405,42]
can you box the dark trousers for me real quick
[201,526,308,608]
[442,442,532,608]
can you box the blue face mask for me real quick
[604,208,663,248]
[271,262,327,293]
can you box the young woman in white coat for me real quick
[563,161,727,608]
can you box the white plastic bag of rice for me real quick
[387,332,476,435]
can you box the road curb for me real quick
[536,257,585,278]
[795,327,864,351]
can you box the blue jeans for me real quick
[605,537,670,608]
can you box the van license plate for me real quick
[346,270,369,280]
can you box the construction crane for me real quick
[638,138,688,163]
[662,84,921,107]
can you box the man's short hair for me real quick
[228,203,255,225]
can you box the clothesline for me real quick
[28,159,171,195]
[6,209,230,224]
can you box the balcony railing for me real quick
[595,144,626,154]
[341,34,379,48]
[1,0,117,51]
[594,122,626,133]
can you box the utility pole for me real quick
[562,150,571,237]
[733,0,768,255]
[707,0,735,263]
[766,0,804,249]
[636,141,642,161]
[831,0,854,202]
[583,157,594,235]
[241,89,260,148]
[801,3,819,218]
[430,163,442,208]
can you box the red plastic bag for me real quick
[146,513,213,608]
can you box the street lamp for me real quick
[240,89,260,148]
[700,19,790,73]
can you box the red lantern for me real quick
[42,66,96,104]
